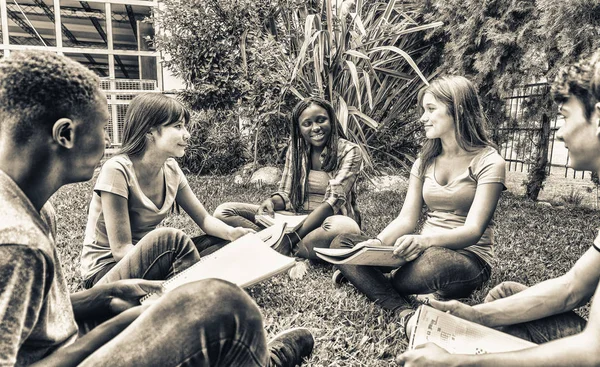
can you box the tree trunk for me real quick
[525,114,550,200]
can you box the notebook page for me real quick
[409,305,537,354]
[141,233,295,304]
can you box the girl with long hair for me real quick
[331,76,506,330]
[214,97,362,258]
[80,93,253,288]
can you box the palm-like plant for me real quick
[272,0,443,171]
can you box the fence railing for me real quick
[496,82,592,180]
[100,78,159,147]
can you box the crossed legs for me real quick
[80,279,269,367]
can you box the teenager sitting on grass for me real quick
[331,76,506,328]
[214,97,362,258]
[0,50,313,367]
[398,52,600,367]
[80,93,254,288]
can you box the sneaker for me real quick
[268,327,314,367]
[272,231,301,257]
[272,233,293,256]
[331,269,347,286]
[398,309,416,341]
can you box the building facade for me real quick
[0,0,183,146]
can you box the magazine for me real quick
[409,305,537,354]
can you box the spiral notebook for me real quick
[140,229,295,305]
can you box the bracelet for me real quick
[374,238,383,245]
[593,242,600,253]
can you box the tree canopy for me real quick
[425,0,600,125]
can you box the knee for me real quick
[167,279,263,325]
[330,233,362,249]
[407,247,447,270]
[146,227,189,245]
[330,234,345,249]
[213,202,236,220]
[419,246,447,258]
[392,247,447,280]
[169,279,242,307]
[324,216,361,235]
[484,281,526,303]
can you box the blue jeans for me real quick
[331,233,491,313]
[485,281,587,343]
[79,279,270,366]
[87,227,224,288]
[214,202,360,260]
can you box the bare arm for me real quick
[459,324,600,367]
[0,248,144,367]
[258,194,286,216]
[70,284,113,320]
[399,248,600,367]
[35,278,163,367]
[473,286,600,366]
[418,246,600,330]
[296,202,334,237]
[402,277,600,367]
[101,191,134,262]
[176,185,252,241]
[377,174,424,246]
[475,247,600,327]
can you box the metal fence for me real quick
[496,82,592,180]
[100,78,159,147]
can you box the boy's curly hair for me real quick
[0,51,100,143]
[552,52,600,120]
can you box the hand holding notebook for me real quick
[255,212,308,233]
[140,231,295,305]
[314,240,406,267]
[409,305,537,354]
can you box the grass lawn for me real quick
[51,175,600,366]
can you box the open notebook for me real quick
[409,305,537,354]
[255,212,308,232]
[314,242,406,267]
[140,230,295,305]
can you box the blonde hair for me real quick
[417,76,495,175]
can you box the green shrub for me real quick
[423,0,600,199]
[269,0,443,173]
[560,187,585,207]
[178,109,247,175]
[240,35,295,166]
[155,0,294,166]
[368,108,423,173]
[155,0,442,172]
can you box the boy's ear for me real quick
[594,103,600,138]
[52,118,76,149]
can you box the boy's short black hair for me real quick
[552,52,600,120]
[0,51,101,144]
